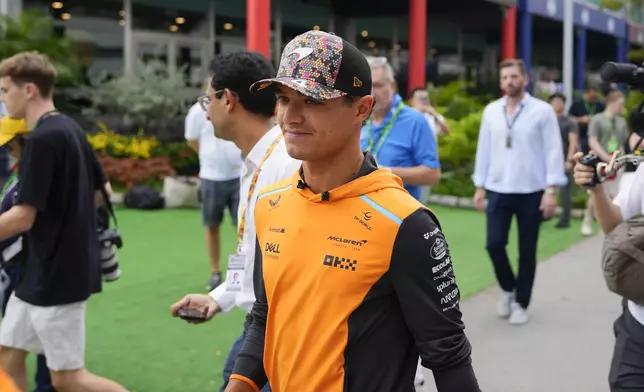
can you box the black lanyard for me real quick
[33,110,59,129]
[504,103,525,149]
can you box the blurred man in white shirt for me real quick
[185,61,243,291]
[172,52,300,392]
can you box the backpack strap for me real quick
[617,240,644,265]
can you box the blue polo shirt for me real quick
[360,94,440,200]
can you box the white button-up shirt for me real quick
[184,103,243,181]
[472,93,568,193]
[209,126,301,313]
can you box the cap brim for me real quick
[249,77,346,101]
[0,133,15,147]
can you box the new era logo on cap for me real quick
[249,30,372,101]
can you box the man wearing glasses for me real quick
[361,57,441,203]
[185,61,243,291]
[172,51,300,392]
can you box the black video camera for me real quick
[579,62,644,186]
[600,61,644,89]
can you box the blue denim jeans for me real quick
[2,266,55,392]
[220,321,271,392]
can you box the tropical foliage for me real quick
[0,9,81,85]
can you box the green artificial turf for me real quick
[22,205,586,391]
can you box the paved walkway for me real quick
[420,235,621,392]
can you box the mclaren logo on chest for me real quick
[326,236,367,247]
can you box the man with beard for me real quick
[472,59,567,326]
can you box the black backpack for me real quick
[123,185,165,210]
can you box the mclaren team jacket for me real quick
[231,153,480,392]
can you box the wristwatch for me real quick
[545,187,557,195]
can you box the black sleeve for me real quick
[390,208,480,392]
[17,138,55,212]
[568,102,583,117]
[231,236,269,388]
[91,151,107,191]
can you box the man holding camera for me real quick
[574,152,644,391]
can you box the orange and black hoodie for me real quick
[231,153,479,392]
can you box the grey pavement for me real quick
[420,235,622,392]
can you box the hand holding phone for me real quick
[176,308,207,322]
[170,294,220,324]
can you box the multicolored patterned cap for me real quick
[249,30,372,101]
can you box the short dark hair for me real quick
[548,92,566,103]
[210,52,277,118]
[499,59,527,76]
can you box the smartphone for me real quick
[176,308,207,321]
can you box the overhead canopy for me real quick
[301,0,515,17]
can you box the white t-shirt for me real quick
[424,112,446,141]
[613,163,644,325]
[209,126,301,313]
[184,103,242,181]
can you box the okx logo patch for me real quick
[323,254,358,271]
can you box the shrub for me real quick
[151,142,199,177]
[86,122,199,188]
[431,111,482,197]
[428,81,486,121]
[87,122,159,159]
[0,9,82,86]
[83,60,195,136]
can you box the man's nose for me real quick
[282,104,304,125]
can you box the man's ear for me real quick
[357,96,374,124]
[224,88,237,112]
[25,83,40,100]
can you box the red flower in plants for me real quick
[179,149,193,158]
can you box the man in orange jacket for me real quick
[224,29,480,392]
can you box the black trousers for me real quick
[609,300,644,391]
[485,191,543,309]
